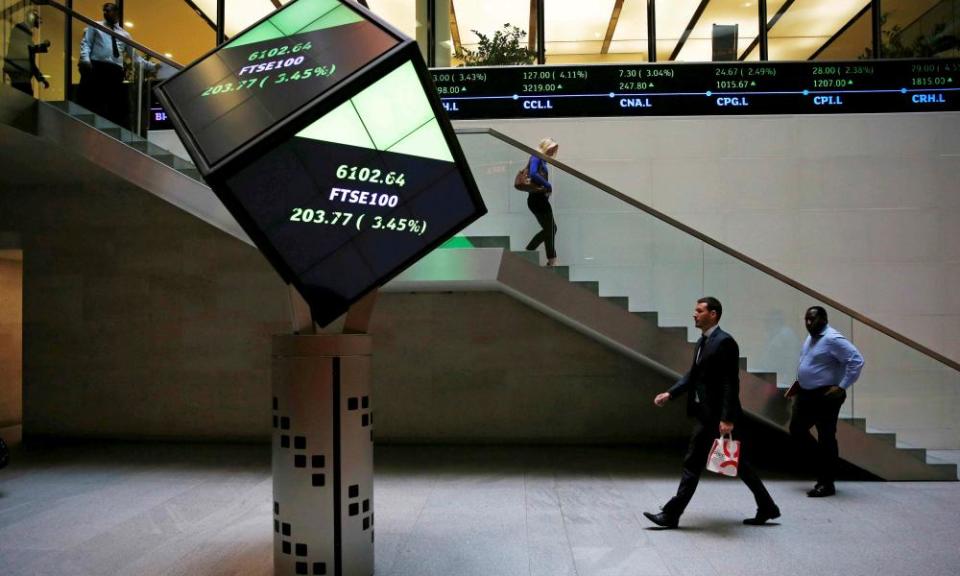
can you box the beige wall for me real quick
[462,112,960,364]
[0,253,22,442]
[370,292,686,444]
[0,124,292,440]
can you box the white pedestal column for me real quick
[272,334,374,576]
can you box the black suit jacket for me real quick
[667,327,743,423]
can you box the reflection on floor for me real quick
[1,443,958,576]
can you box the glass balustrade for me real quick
[455,129,960,447]
[5,1,192,164]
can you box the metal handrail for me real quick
[42,0,184,70]
[456,126,960,374]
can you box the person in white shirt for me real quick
[77,3,154,127]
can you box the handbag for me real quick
[705,433,740,477]
[514,161,544,193]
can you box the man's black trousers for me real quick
[663,417,775,517]
[789,386,846,487]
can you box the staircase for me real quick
[32,98,248,244]
[390,235,958,481]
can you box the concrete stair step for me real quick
[172,156,196,170]
[632,311,658,324]
[128,140,170,156]
[152,154,177,168]
[465,236,511,249]
[548,265,569,280]
[571,281,599,295]
[749,371,778,385]
[601,296,629,310]
[512,250,539,265]
[840,417,867,431]
[178,168,204,182]
[661,326,688,341]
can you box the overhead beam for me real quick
[601,0,626,54]
[808,2,872,60]
[536,0,545,64]
[669,0,711,61]
[648,0,657,62]
[739,0,797,61]
[450,0,462,57]
[528,0,537,52]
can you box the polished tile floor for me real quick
[1,443,958,576]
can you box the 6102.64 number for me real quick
[336,164,405,187]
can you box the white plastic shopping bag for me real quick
[706,434,740,477]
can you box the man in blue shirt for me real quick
[790,306,864,497]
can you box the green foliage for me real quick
[456,23,536,67]
[861,12,958,58]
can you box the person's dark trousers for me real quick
[79,60,128,129]
[662,416,776,518]
[10,80,33,97]
[789,386,846,487]
[525,193,557,259]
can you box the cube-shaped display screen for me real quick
[223,61,482,324]
[158,0,400,168]
[156,0,486,326]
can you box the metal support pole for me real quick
[426,0,436,67]
[536,0,545,64]
[758,0,768,60]
[216,0,225,46]
[871,0,882,59]
[647,0,656,62]
[64,0,73,99]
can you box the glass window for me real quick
[812,6,871,61]
[447,0,531,66]
[364,0,421,60]
[544,0,634,63]
[879,0,958,59]
[669,0,771,62]
[654,0,703,61]
[124,0,215,65]
[607,0,648,62]
[767,0,871,61]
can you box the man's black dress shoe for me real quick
[643,511,679,529]
[743,505,781,525]
[807,484,836,497]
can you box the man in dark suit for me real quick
[644,297,780,528]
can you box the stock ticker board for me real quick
[155,0,485,326]
[430,58,960,119]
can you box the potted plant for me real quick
[456,23,537,66]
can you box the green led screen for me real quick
[157,0,399,168]
[156,0,486,326]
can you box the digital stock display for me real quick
[156,0,485,326]
[156,0,399,168]
[223,61,483,324]
[431,58,960,119]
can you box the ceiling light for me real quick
[124,21,134,27]
[164,52,173,58]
